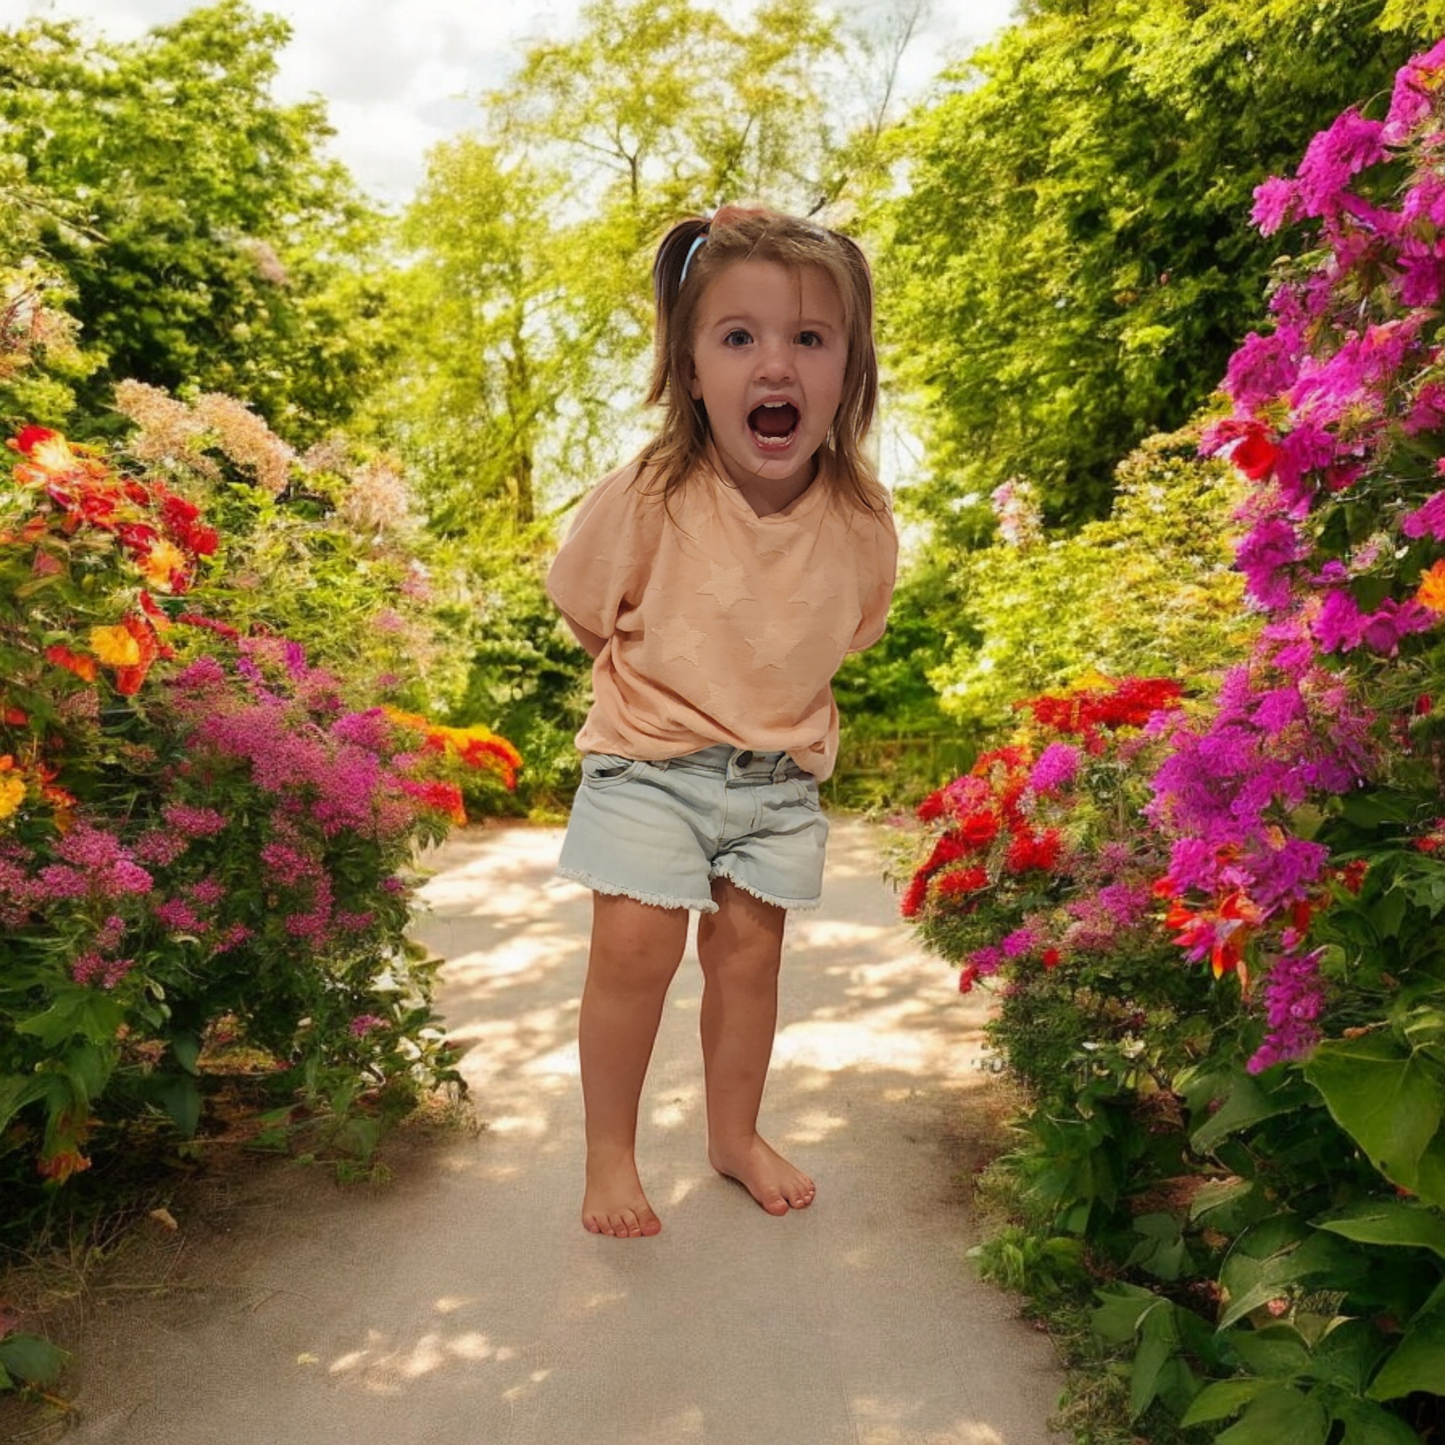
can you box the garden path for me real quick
[56,817,1064,1445]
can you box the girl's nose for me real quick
[755,338,793,383]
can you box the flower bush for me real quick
[0,395,519,1209]
[903,40,1445,1443]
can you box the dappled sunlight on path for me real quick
[55,818,1062,1445]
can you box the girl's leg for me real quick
[578,892,690,1237]
[697,877,816,1215]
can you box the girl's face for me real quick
[687,259,847,499]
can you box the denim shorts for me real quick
[556,744,829,913]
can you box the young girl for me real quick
[547,205,897,1239]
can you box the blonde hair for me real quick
[636,205,884,517]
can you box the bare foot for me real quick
[581,1155,662,1238]
[709,1134,815,1216]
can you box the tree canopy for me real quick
[0,0,391,440]
[874,0,1430,543]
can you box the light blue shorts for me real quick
[556,744,829,913]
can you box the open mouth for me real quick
[748,401,799,449]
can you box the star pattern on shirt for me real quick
[650,612,707,666]
[697,558,751,612]
[786,572,857,651]
[747,619,801,670]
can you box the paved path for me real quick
[54,818,1063,1445]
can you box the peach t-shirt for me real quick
[546,453,898,782]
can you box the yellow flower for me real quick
[1417,559,1445,614]
[138,538,188,589]
[0,767,25,821]
[89,624,142,668]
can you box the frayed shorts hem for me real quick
[708,866,822,912]
[555,865,718,914]
[555,865,823,914]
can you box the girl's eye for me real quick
[798,331,823,347]
[723,329,752,347]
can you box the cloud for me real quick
[0,0,1016,205]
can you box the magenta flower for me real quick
[1247,948,1328,1073]
[1028,742,1081,794]
[1294,109,1385,215]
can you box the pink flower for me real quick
[1402,490,1445,541]
[161,803,228,837]
[1027,742,1080,794]
[1251,176,1299,236]
[1294,109,1385,216]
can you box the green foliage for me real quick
[873,0,1424,534]
[0,2,393,441]
[914,427,1255,740]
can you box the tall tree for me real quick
[0,1,391,440]
[874,0,1430,544]
[382,0,919,537]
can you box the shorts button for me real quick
[736,750,754,767]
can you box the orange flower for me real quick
[1415,559,1445,613]
[137,537,189,590]
[46,644,99,683]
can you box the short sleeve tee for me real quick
[546,452,898,782]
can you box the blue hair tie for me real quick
[679,233,707,287]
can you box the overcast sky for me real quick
[0,0,1018,204]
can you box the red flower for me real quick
[900,875,929,918]
[957,963,980,994]
[13,425,59,456]
[1042,948,1061,969]
[1005,828,1062,873]
[959,810,1000,848]
[937,866,989,896]
[1231,424,1279,481]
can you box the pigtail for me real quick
[645,218,710,412]
[652,217,710,310]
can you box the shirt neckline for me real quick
[702,443,829,524]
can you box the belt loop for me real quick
[771,753,790,782]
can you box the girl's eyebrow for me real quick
[707,313,839,331]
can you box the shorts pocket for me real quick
[580,752,644,789]
[786,775,822,811]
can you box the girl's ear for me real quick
[685,351,702,401]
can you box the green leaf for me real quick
[1219,1220,1361,1330]
[157,1076,202,1139]
[1227,1325,1310,1380]
[0,1074,60,1134]
[1306,1035,1445,1195]
[15,990,125,1048]
[1216,1385,1330,1445]
[1316,1199,1445,1261]
[0,1333,67,1387]
[1092,1282,1163,1344]
[1130,1298,1183,1418]
[1180,1377,1271,1426]
[1192,1074,1302,1154]
[1367,1302,1445,1401]
[1335,1398,1423,1445]
[170,1031,201,1076]
[1308,1319,1386,1394]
